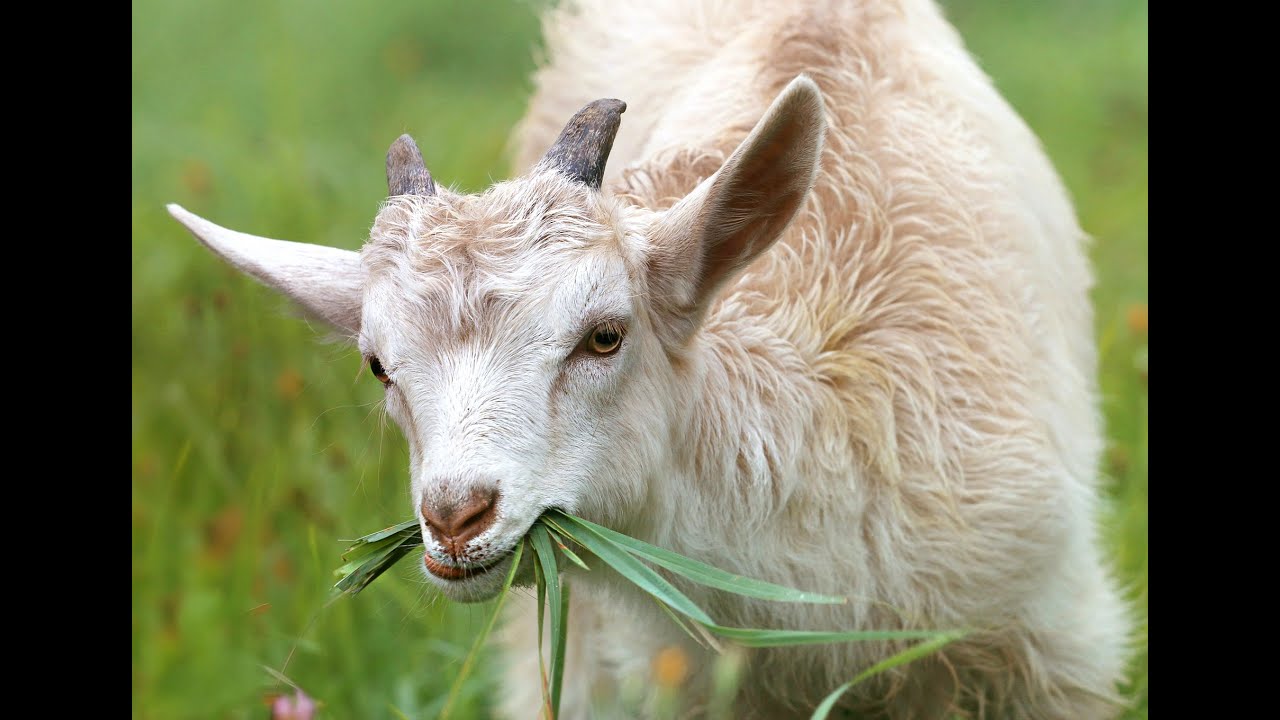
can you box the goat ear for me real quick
[648,75,826,342]
[167,204,364,335]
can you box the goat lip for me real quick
[423,552,504,581]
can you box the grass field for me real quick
[131,1,1148,717]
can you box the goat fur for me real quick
[497,1,1131,717]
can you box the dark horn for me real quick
[386,134,436,197]
[538,99,627,189]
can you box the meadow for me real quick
[131,1,1148,717]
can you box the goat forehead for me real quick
[358,175,640,352]
[364,173,622,267]
[366,182,628,281]
[361,236,634,357]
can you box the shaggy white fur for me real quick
[169,1,1132,717]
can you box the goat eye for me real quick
[583,322,624,355]
[369,356,390,384]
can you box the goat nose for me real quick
[421,488,500,552]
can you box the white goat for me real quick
[169,0,1132,717]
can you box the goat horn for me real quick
[386,134,436,197]
[539,98,627,190]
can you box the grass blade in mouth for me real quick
[553,581,570,710]
[548,515,714,625]
[345,520,421,546]
[333,512,964,716]
[546,527,590,571]
[547,511,847,605]
[530,525,568,716]
[333,541,419,596]
[534,545,551,718]
[332,520,422,596]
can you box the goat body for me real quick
[170,1,1132,717]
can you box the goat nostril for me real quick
[455,492,496,534]
[420,488,500,549]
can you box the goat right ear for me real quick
[168,204,364,336]
[646,76,826,344]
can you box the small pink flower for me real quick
[271,689,317,720]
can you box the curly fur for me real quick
[497,1,1131,718]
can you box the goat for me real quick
[169,0,1132,717]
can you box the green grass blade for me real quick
[332,541,419,596]
[547,515,714,625]
[261,665,300,691]
[439,541,525,720]
[651,596,710,649]
[530,525,565,718]
[335,535,414,574]
[809,630,970,720]
[343,519,420,546]
[553,581,570,715]
[704,626,957,648]
[547,528,591,571]
[339,527,420,563]
[533,544,552,719]
[338,539,401,565]
[550,511,844,605]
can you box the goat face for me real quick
[169,76,826,602]
[358,172,666,601]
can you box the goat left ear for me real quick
[167,204,364,335]
[648,75,826,342]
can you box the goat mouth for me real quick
[422,552,506,581]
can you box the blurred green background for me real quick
[131,1,1148,717]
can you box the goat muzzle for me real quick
[421,487,500,559]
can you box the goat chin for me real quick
[422,551,521,604]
